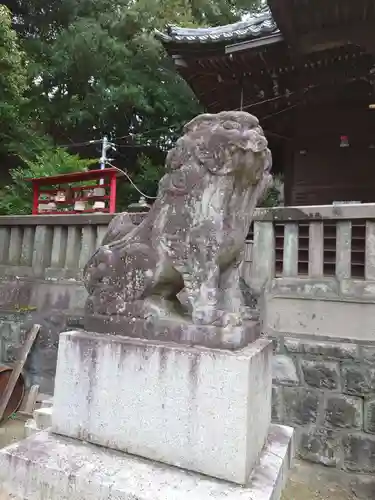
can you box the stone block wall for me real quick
[0,310,84,394]
[271,333,375,474]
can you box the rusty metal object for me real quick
[0,365,25,421]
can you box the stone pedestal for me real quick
[84,314,260,350]
[0,328,294,500]
[52,331,272,485]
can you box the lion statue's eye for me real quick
[222,120,240,130]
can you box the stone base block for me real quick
[53,331,272,485]
[34,407,53,430]
[0,425,294,500]
[84,314,260,349]
[24,419,37,438]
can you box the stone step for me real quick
[33,407,52,430]
[24,419,38,438]
[40,398,53,409]
[0,425,294,500]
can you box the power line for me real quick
[106,161,157,199]
[58,120,186,149]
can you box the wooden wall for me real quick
[284,104,375,206]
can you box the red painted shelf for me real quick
[38,195,111,205]
[28,169,118,215]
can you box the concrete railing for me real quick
[0,213,148,278]
[249,203,375,342]
[0,212,254,279]
[251,203,375,291]
[0,214,145,312]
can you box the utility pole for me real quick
[100,136,109,170]
[99,135,115,184]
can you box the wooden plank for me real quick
[283,223,299,277]
[308,221,324,277]
[336,221,352,279]
[366,221,375,280]
[0,324,40,422]
[19,384,40,415]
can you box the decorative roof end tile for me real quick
[155,7,280,45]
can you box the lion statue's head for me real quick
[165,111,272,188]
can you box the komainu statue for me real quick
[83,111,272,348]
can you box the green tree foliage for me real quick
[0,4,31,158]
[1,0,261,211]
[8,0,203,143]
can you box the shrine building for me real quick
[157,0,375,206]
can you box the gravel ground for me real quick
[282,460,355,500]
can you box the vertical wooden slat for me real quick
[365,221,375,280]
[250,221,275,293]
[20,227,35,266]
[8,227,23,265]
[50,226,68,268]
[0,227,10,264]
[240,240,253,283]
[336,221,352,279]
[96,225,108,249]
[32,225,53,275]
[64,226,82,269]
[79,226,97,269]
[308,221,324,277]
[244,240,253,263]
[283,223,299,277]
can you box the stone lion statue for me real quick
[83,111,271,343]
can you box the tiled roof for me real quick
[155,8,279,45]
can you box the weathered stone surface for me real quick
[0,425,294,500]
[272,355,299,386]
[350,476,375,499]
[282,387,319,425]
[270,336,283,354]
[364,399,375,433]
[264,295,375,343]
[272,385,283,422]
[83,111,272,347]
[299,428,340,467]
[300,359,340,390]
[33,407,52,430]
[53,331,272,485]
[361,345,375,363]
[284,338,358,359]
[343,433,375,472]
[23,310,76,394]
[324,394,363,429]
[342,364,375,396]
[84,314,260,350]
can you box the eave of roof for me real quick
[155,7,280,45]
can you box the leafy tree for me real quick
[187,0,262,26]
[2,0,262,209]
[0,4,31,159]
